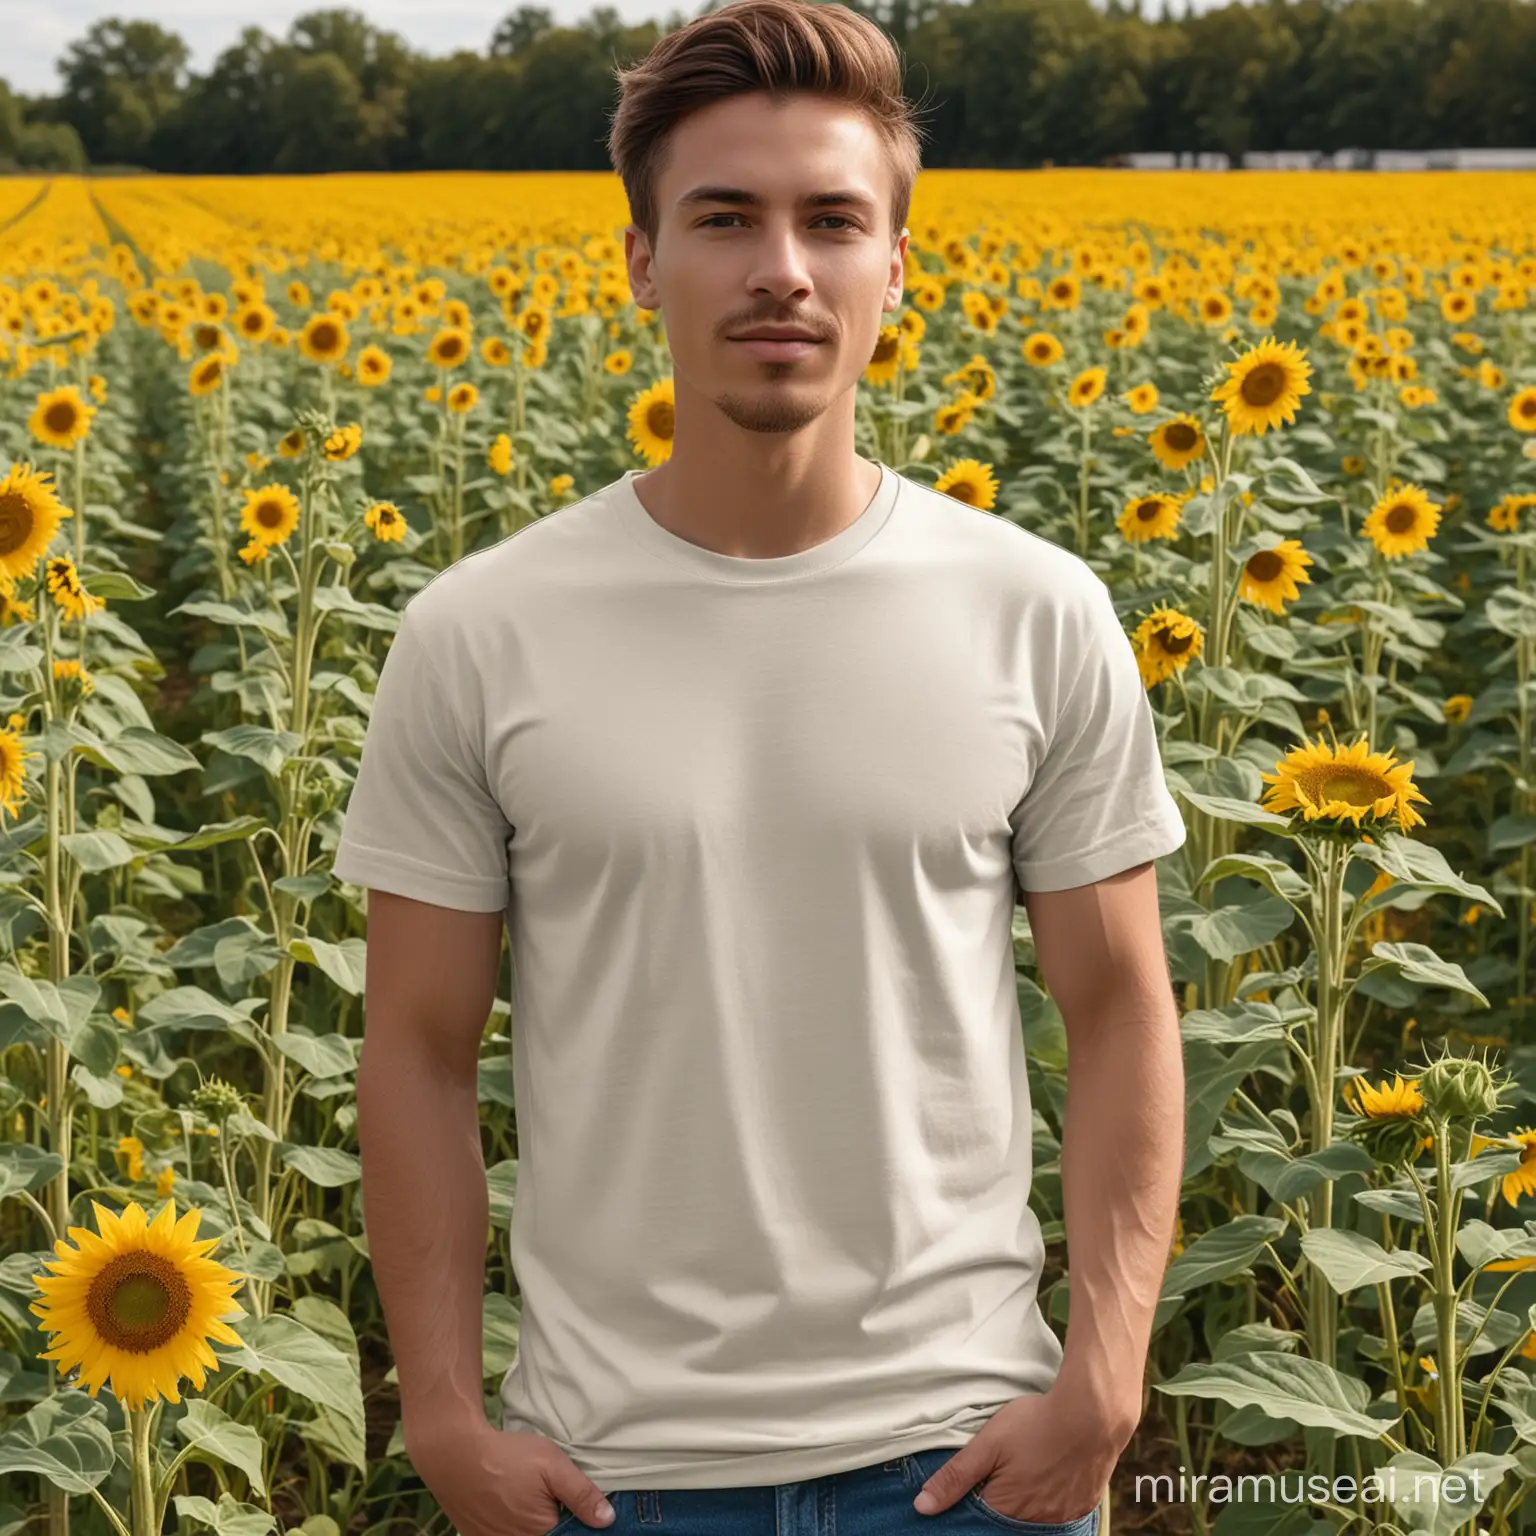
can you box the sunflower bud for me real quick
[192,1076,246,1125]
[1413,1046,1505,1123]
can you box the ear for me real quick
[884,227,909,313]
[625,223,660,311]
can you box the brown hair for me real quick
[607,0,928,250]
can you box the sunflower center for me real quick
[1156,626,1194,655]
[1315,769,1387,808]
[87,1251,192,1353]
[255,499,286,529]
[873,335,899,363]
[647,402,674,438]
[947,482,978,504]
[1135,499,1163,521]
[1248,550,1283,581]
[1385,503,1418,533]
[45,402,80,435]
[0,491,36,556]
[311,323,339,351]
[1164,422,1197,451]
[1240,363,1287,408]
[1520,396,1536,420]
[194,325,221,350]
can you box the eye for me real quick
[698,214,861,231]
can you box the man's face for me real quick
[625,91,908,437]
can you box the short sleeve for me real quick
[331,609,513,912]
[1009,577,1186,893]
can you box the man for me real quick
[336,3,1188,1534]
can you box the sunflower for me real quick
[1489,492,1536,532]
[627,377,675,466]
[943,356,996,403]
[0,462,71,583]
[1117,491,1184,544]
[1239,540,1314,613]
[1500,1131,1536,1206]
[864,325,902,386]
[427,327,471,369]
[188,353,228,398]
[0,718,37,819]
[45,556,106,621]
[364,501,406,542]
[356,344,392,386]
[1197,291,1233,327]
[1042,272,1081,311]
[1149,414,1207,472]
[933,459,998,510]
[1440,291,1475,324]
[1443,694,1473,726]
[934,394,979,436]
[1068,366,1107,409]
[87,375,107,404]
[237,541,269,567]
[1508,387,1536,434]
[1130,606,1205,687]
[549,474,575,498]
[1363,483,1441,559]
[1124,382,1159,414]
[234,304,275,343]
[276,428,305,460]
[604,348,633,376]
[1209,336,1313,436]
[240,484,301,547]
[446,382,478,414]
[287,280,311,308]
[297,312,349,365]
[488,434,514,476]
[1345,1075,1424,1118]
[29,386,96,450]
[480,335,512,367]
[1258,734,1429,834]
[1021,332,1064,368]
[322,423,363,462]
[30,1199,244,1410]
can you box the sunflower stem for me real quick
[128,1404,156,1536]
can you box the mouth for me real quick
[729,335,823,359]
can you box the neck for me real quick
[632,387,882,560]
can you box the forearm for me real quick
[357,1033,490,1439]
[1053,987,1184,1431]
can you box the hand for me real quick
[911,1387,1128,1525]
[403,1417,618,1536]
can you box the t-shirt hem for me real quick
[332,839,509,912]
[1015,807,1187,894]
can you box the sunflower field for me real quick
[3,167,1536,1536]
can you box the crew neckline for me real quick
[612,460,901,585]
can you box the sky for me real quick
[0,0,1227,97]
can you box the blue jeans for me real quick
[543,1448,1101,1536]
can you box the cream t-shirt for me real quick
[331,459,1187,1492]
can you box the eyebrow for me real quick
[677,186,879,215]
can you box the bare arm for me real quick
[1022,859,1185,1440]
[355,888,506,1447]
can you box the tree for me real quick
[490,6,556,57]
[57,18,189,164]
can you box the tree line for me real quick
[1,0,1534,178]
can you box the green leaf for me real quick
[85,571,156,601]
[1236,1142,1375,1204]
[1456,1220,1536,1271]
[0,1144,64,1200]
[1196,852,1310,904]
[172,598,290,638]
[1161,1216,1287,1299]
[286,935,366,995]
[0,1393,114,1494]
[203,726,304,778]
[1383,1450,1518,1535]
[77,726,202,777]
[487,1159,518,1230]
[176,1398,268,1497]
[123,816,266,854]
[222,1312,365,1469]
[483,1291,521,1378]
[310,587,404,632]
[1184,890,1297,963]
[1356,943,1489,1007]
[172,1492,277,1536]
[1175,790,1292,829]
[1349,831,1502,912]
[281,1145,361,1188]
[1299,1228,1432,1293]
[1180,1001,1293,1046]
[59,830,140,873]
[274,1028,355,1079]
[1156,1351,1390,1438]
[1488,814,1536,855]
[137,986,249,1035]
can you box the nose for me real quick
[744,218,815,304]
